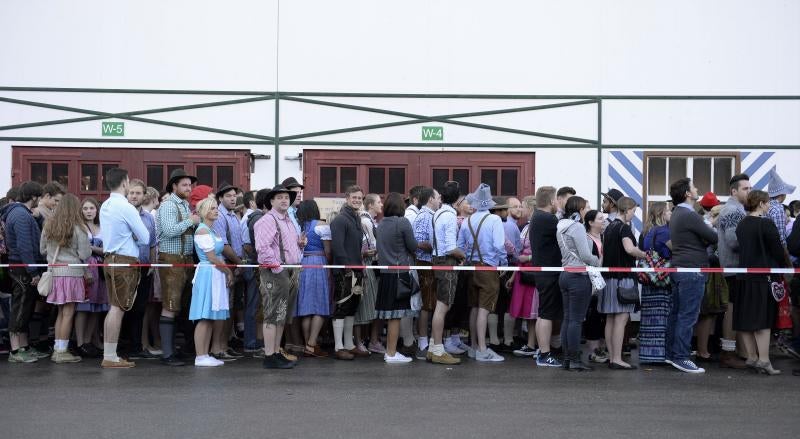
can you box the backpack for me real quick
[247,210,265,249]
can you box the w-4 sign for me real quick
[421,126,443,141]
[102,121,124,136]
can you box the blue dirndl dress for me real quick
[295,220,331,317]
[188,223,230,321]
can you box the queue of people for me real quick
[0,167,798,377]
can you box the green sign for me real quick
[421,126,443,141]
[102,121,125,136]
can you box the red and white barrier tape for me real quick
[1,263,798,274]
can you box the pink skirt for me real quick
[509,271,538,320]
[47,276,86,305]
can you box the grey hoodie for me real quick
[556,219,600,270]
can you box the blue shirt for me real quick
[137,209,157,263]
[213,204,245,260]
[240,214,252,246]
[413,206,436,262]
[288,206,301,235]
[457,211,507,266]
[432,204,458,257]
[503,219,521,263]
[100,193,150,259]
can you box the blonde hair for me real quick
[144,186,160,204]
[196,197,218,220]
[644,201,668,236]
[523,195,536,211]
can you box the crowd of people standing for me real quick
[1,166,798,376]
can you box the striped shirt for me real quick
[156,193,194,256]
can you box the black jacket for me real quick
[331,205,363,268]
[788,218,800,259]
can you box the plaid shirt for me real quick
[413,206,435,262]
[156,193,194,255]
[767,199,787,247]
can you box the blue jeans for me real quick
[666,272,707,361]
[243,268,261,350]
[558,272,593,355]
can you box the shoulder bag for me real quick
[558,222,605,291]
[636,227,671,288]
[395,220,419,301]
[38,245,60,297]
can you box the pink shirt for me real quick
[254,209,302,272]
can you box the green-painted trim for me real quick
[281,96,598,144]
[274,93,280,185]
[1,137,798,150]
[0,95,274,132]
[597,100,603,207]
[0,96,275,141]
[0,137,272,145]
[281,99,598,141]
[1,87,798,100]
[0,86,274,96]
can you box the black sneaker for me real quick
[128,350,158,360]
[263,353,294,369]
[160,355,186,367]
[225,348,245,358]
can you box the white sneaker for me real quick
[444,338,466,355]
[195,355,224,367]
[475,348,505,362]
[384,352,412,364]
[467,347,476,359]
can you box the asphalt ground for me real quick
[1,348,798,439]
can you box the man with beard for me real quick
[255,185,304,369]
[123,179,158,360]
[715,174,751,369]
[330,185,367,360]
[1,181,45,363]
[156,169,201,366]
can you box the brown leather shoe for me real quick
[279,348,298,362]
[101,358,136,369]
[719,351,747,369]
[304,345,329,358]
[335,349,355,360]
[349,346,370,357]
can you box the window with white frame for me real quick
[645,153,739,212]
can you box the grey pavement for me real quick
[1,351,798,439]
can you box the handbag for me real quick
[393,220,419,301]
[616,276,640,305]
[518,226,537,286]
[771,278,786,302]
[637,227,671,288]
[588,269,606,292]
[37,245,60,297]
[396,272,418,301]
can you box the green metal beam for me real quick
[0,137,272,145]
[281,99,598,141]
[0,96,275,141]
[0,95,275,132]
[281,96,598,144]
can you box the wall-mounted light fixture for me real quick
[285,152,304,170]
[250,153,271,173]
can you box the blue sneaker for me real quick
[536,352,562,368]
[666,359,705,374]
